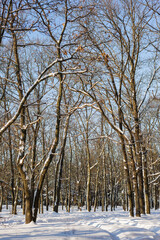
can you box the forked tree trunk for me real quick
[131,78,145,215]
[11,17,31,223]
[9,4,67,224]
[117,69,134,216]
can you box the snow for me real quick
[0,206,160,240]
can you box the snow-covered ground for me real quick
[0,205,160,240]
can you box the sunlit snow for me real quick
[0,205,160,239]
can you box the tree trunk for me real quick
[8,126,15,214]
[46,173,49,211]
[25,196,33,224]
[41,190,43,214]
[75,140,81,211]
[94,165,99,212]
[131,78,145,215]
[154,185,159,210]
[22,189,25,215]
[30,131,38,207]
[68,136,72,213]
[118,74,134,216]
[13,183,19,215]
[101,116,106,211]
[53,116,70,212]
[11,19,32,223]
[86,119,91,212]
[77,182,81,211]
[129,144,140,217]
[120,136,134,217]
[6,194,8,210]
[86,153,91,211]
[109,149,114,212]
[53,161,59,211]
[33,46,63,222]
[122,182,126,211]
[64,157,68,212]
[142,146,150,214]
[0,186,3,212]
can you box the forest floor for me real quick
[0,205,160,240]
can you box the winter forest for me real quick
[0,0,160,238]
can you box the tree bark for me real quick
[86,137,91,212]
[11,21,31,223]
[101,116,106,212]
[25,195,32,224]
[68,136,72,213]
[46,173,49,211]
[33,45,63,222]
[128,144,140,217]
[0,186,3,212]
[120,136,134,217]
[13,182,19,215]
[94,165,99,212]
[53,116,70,212]
[154,185,159,210]
[142,146,150,214]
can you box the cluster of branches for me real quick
[0,0,160,223]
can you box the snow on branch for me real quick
[149,174,160,184]
[90,162,98,170]
[0,62,86,136]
